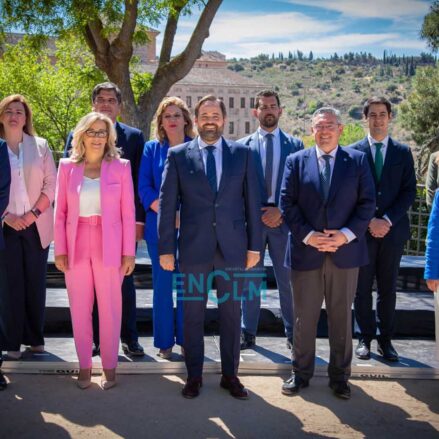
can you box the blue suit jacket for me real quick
[138,137,192,244]
[0,139,11,250]
[350,137,416,245]
[64,121,145,223]
[425,190,439,280]
[239,129,304,206]
[158,137,263,266]
[280,146,376,270]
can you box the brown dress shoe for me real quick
[182,377,202,399]
[220,376,249,399]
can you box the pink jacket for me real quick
[54,158,136,268]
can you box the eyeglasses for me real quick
[94,97,119,105]
[85,129,108,138]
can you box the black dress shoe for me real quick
[355,340,371,360]
[286,337,293,351]
[220,376,249,399]
[329,381,351,399]
[122,341,145,357]
[240,332,256,350]
[0,371,7,390]
[281,374,309,396]
[377,341,399,362]
[182,377,202,399]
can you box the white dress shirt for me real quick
[199,136,223,190]
[7,144,31,215]
[79,177,101,217]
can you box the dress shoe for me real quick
[6,351,21,360]
[281,374,309,396]
[0,371,7,390]
[100,369,116,390]
[122,341,145,357]
[240,332,256,350]
[77,369,92,390]
[220,376,249,400]
[286,337,293,351]
[182,377,202,399]
[329,381,351,399]
[355,340,371,360]
[377,341,399,362]
[157,347,172,359]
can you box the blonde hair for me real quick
[0,94,36,138]
[154,96,195,143]
[70,112,120,163]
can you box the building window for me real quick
[250,97,255,108]
[186,96,192,108]
[229,97,234,108]
[241,97,245,108]
[245,121,250,134]
[229,122,234,134]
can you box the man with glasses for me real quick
[239,90,303,351]
[350,97,416,362]
[280,107,375,399]
[64,82,145,357]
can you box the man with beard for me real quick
[158,95,262,399]
[239,90,303,351]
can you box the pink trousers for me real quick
[65,216,123,369]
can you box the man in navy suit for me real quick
[158,95,262,399]
[64,82,145,357]
[239,90,303,350]
[351,97,416,362]
[0,139,11,389]
[280,107,375,399]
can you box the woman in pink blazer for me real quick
[54,112,135,390]
[0,94,56,360]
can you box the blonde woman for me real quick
[54,112,135,389]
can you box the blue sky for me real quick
[156,0,434,59]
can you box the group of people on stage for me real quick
[0,82,437,400]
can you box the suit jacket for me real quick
[54,158,136,268]
[0,139,11,251]
[64,121,145,223]
[239,129,304,206]
[138,137,192,244]
[158,137,263,266]
[280,146,376,270]
[425,190,439,280]
[350,137,416,245]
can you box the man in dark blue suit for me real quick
[239,90,303,350]
[158,95,262,399]
[351,97,416,362]
[280,107,375,399]
[0,138,11,389]
[64,82,145,356]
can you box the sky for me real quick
[155,0,434,59]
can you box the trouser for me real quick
[2,223,48,350]
[291,255,359,383]
[65,217,123,369]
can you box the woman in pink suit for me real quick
[54,112,136,390]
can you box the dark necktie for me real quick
[206,145,217,194]
[320,154,332,201]
[375,142,384,181]
[265,133,274,199]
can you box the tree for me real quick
[0,35,103,152]
[421,0,439,51]
[1,0,223,137]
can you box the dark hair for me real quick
[91,82,122,104]
[363,96,392,117]
[254,90,280,109]
[194,95,227,118]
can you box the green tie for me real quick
[375,142,383,181]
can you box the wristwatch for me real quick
[31,208,42,218]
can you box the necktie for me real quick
[375,142,384,181]
[265,133,274,199]
[206,145,217,194]
[320,154,332,201]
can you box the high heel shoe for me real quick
[6,351,22,360]
[100,368,116,390]
[157,347,172,360]
[77,368,92,389]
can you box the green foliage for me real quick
[131,72,154,104]
[399,64,439,145]
[0,35,104,151]
[339,123,365,146]
[421,1,439,51]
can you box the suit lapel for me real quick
[186,138,214,195]
[380,137,397,186]
[275,130,291,204]
[217,138,232,197]
[248,133,267,202]
[305,147,323,200]
[327,147,348,203]
[357,137,378,186]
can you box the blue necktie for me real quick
[320,154,332,201]
[265,133,274,199]
[206,145,217,194]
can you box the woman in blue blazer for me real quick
[139,97,195,359]
[425,190,439,292]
